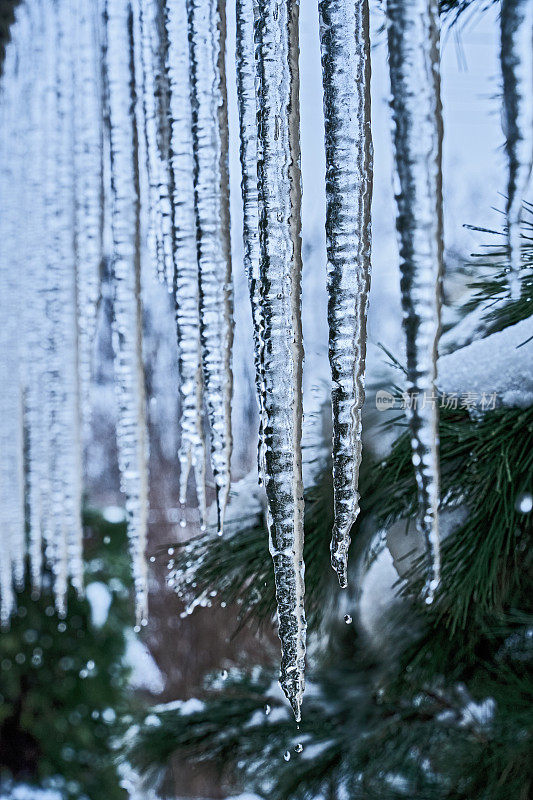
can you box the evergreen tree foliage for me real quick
[0,512,137,800]
[127,223,533,799]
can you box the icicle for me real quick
[318,0,373,589]
[500,0,533,300]
[386,0,443,600]
[21,0,50,593]
[133,0,173,286]
[152,2,175,292]
[165,0,208,522]
[105,0,150,622]
[72,0,104,439]
[235,0,266,483]
[30,0,85,611]
[254,0,306,720]
[0,104,24,619]
[186,0,233,533]
[39,0,66,605]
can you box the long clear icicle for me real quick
[254,0,306,719]
[48,0,84,606]
[164,0,208,523]
[105,0,150,623]
[500,0,533,300]
[186,0,233,533]
[22,0,50,593]
[386,0,443,600]
[134,0,173,286]
[318,0,373,589]
[72,0,104,439]
[235,0,266,483]
[0,30,25,618]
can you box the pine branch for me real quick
[463,203,533,334]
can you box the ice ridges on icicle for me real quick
[21,0,49,596]
[72,0,104,441]
[235,0,266,483]
[500,0,533,300]
[165,0,208,524]
[386,0,443,601]
[318,0,373,589]
[254,0,306,720]
[133,0,173,286]
[186,0,233,535]
[48,0,85,608]
[0,51,24,619]
[0,0,92,617]
[105,0,150,623]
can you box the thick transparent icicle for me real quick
[319,0,373,589]
[254,0,306,720]
[500,0,533,300]
[386,0,443,600]
[165,0,207,522]
[105,0,150,622]
[235,0,266,483]
[72,0,104,439]
[186,0,233,533]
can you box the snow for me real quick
[102,505,127,524]
[459,697,495,729]
[0,788,63,800]
[85,581,113,628]
[358,546,402,647]
[437,316,533,409]
[124,632,165,694]
[151,697,205,716]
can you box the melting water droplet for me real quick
[264,703,271,716]
[283,750,291,762]
[344,614,352,624]
[220,669,228,680]
[295,742,303,753]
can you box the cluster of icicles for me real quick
[0,0,531,719]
